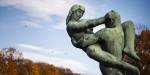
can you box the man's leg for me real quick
[122,20,140,60]
[99,63,124,75]
[84,44,139,75]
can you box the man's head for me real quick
[66,4,85,24]
[105,10,121,28]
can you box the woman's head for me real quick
[66,4,85,24]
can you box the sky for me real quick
[0,0,150,75]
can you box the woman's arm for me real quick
[86,17,105,28]
[67,17,105,30]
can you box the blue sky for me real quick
[0,0,150,75]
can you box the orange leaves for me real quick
[123,30,150,75]
[31,64,40,75]
[139,30,150,41]
[0,48,80,75]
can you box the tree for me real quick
[123,30,150,75]
[0,48,80,75]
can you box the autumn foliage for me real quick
[0,48,80,75]
[0,30,149,75]
[123,30,150,75]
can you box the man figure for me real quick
[66,4,140,75]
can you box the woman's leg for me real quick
[122,20,140,60]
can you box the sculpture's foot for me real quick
[123,47,140,61]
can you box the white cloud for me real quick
[0,0,67,21]
[14,43,90,74]
[51,19,66,31]
[0,0,105,31]
[49,57,89,74]
[25,52,89,74]
[21,19,43,29]
[15,43,64,55]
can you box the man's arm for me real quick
[67,17,105,30]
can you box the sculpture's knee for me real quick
[86,45,98,59]
[122,20,135,30]
[86,45,95,57]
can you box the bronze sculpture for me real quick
[66,4,140,75]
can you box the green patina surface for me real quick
[66,4,140,75]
